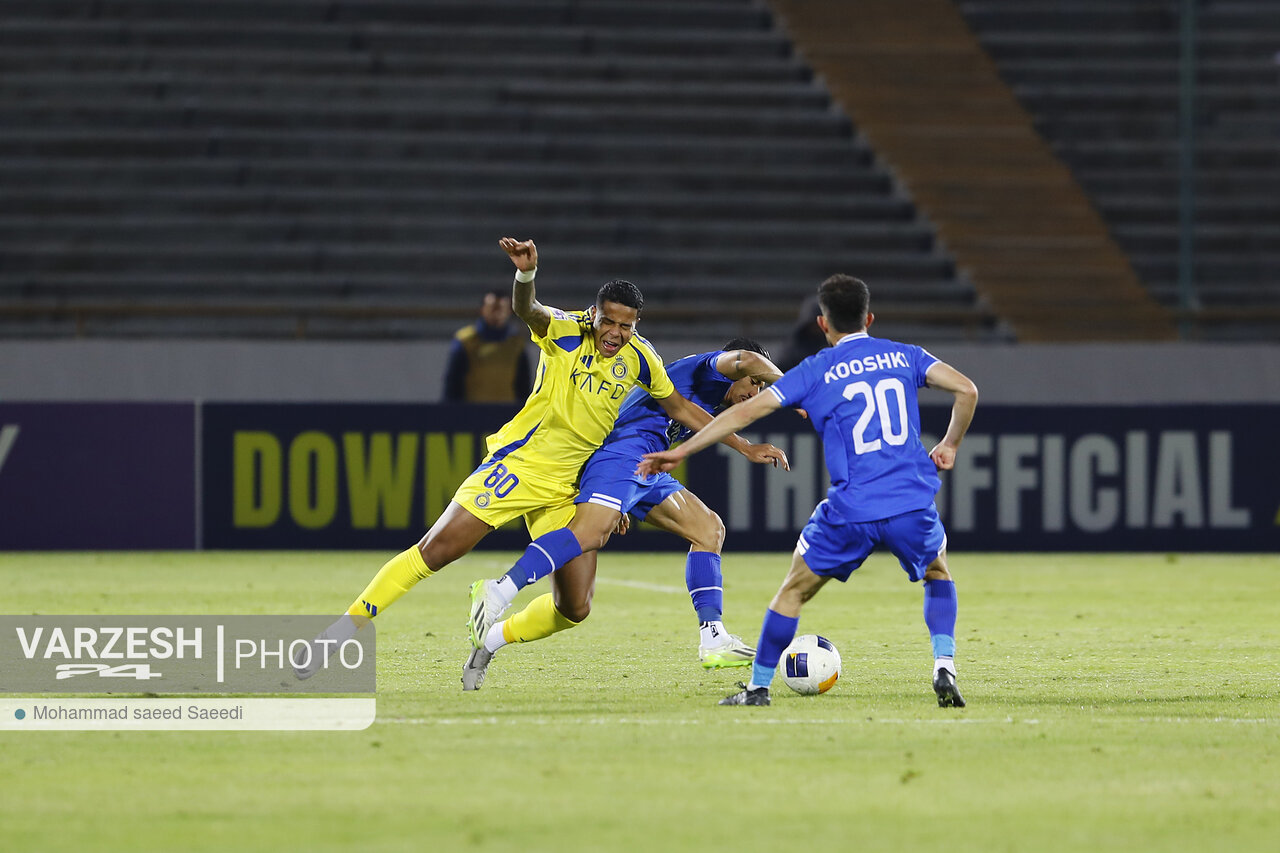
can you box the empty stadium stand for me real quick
[956,0,1280,341]
[0,0,1001,343]
[770,0,1177,342]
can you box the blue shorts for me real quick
[575,445,686,521]
[796,501,946,583]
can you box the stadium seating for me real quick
[769,0,1178,342]
[956,0,1280,341]
[0,0,1000,342]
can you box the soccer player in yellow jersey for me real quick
[462,340,789,690]
[294,238,785,681]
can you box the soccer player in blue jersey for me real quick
[462,340,789,688]
[639,274,979,708]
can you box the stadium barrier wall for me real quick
[2,340,1279,405]
[0,403,195,549]
[1,402,1276,553]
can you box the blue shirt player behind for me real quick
[467,339,789,678]
[575,338,786,667]
[639,274,979,709]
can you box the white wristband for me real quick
[515,267,537,283]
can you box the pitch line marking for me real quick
[379,715,1272,727]
[380,716,1037,726]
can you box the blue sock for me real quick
[749,608,798,690]
[685,551,723,623]
[503,528,583,591]
[923,579,957,659]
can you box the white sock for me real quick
[934,656,956,676]
[699,620,728,648]
[483,621,509,654]
[494,576,518,608]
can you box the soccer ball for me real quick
[780,634,842,695]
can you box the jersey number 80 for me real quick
[483,463,520,498]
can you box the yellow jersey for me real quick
[481,305,675,483]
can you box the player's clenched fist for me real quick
[499,237,538,272]
[929,442,957,471]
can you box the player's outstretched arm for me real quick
[715,350,784,386]
[924,361,978,470]
[643,391,784,475]
[656,390,789,470]
[499,237,551,338]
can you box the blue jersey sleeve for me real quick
[766,358,819,408]
[912,345,940,388]
[695,350,729,384]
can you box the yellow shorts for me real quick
[452,454,578,539]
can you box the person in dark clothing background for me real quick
[777,295,827,372]
[442,289,533,402]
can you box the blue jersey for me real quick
[766,332,941,523]
[603,350,733,454]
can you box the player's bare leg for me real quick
[644,489,724,553]
[419,502,494,571]
[768,550,831,617]
[548,549,598,622]
[347,501,490,624]
[297,503,491,680]
[646,490,754,668]
[464,552,599,691]
[566,502,626,553]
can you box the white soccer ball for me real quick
[780,634,842,695]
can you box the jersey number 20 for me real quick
[842,377,909,454]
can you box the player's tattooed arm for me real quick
[716,350,784,387]
[499,237,551,338]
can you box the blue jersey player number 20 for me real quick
[640,274,980,710]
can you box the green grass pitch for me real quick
[2,550,1278,852]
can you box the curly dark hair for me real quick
[596,279,644,312]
